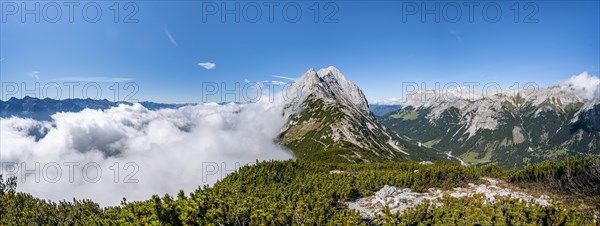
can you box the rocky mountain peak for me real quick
[279,67,444,163]
[288,66,369,115]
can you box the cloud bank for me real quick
[555,72,600,100]
[1,98,292,206]
[370,97,404,105]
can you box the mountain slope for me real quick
[381,87,600,168]
[279,67,445,163]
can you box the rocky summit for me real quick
[279,66,446,163]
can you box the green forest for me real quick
[1,156,599,225]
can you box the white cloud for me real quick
[555,72,600,100]
[270,81,287,86]
[271,75,297,81]
[0,97,292,206]
[29,71,40,79]
[164,29,178,47]
[370,97,404,105]
[198,62,216,70]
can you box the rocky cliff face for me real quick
[381,86,600,168]
[279,67,445,163]
[580,103,600,131]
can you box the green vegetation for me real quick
[421,139,439,148]
[389,110,419,120]
[510,155,600,195]
[531,149,568,160]
[385,194,594,225]
[1,156,599,225]
[280,95,413,163]
[459,150,493,166]
[281,96,359,163]
[381,100,600,169]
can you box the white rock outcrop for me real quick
[347,178,551,218]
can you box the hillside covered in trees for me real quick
[1,156,599,225]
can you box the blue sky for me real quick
[1,1,598,103]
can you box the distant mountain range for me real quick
[368,104,402,116]
[0,97,187,121]
[380,87,600,168]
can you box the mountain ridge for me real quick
[382,87,600,168]
[0,97,189,121]
[280,66,447,163]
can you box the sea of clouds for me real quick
[0,97,293,206]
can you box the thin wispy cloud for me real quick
[0,58,5,62]
[271,75,297,81]
[270,81,287,85]
[244,79,289,87]
[55,76,134,83]
[29,71,40,79]
[449,29,462,42]
[164,29,178,47]
[198,62,216,70]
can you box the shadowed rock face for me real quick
[581,104,600,132]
